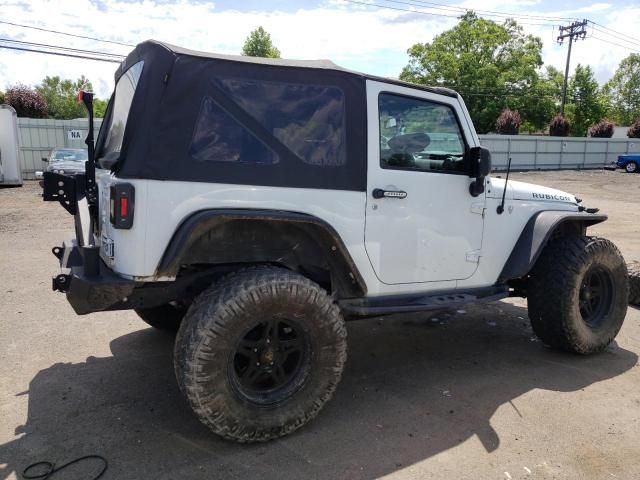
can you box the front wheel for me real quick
[174,267,347,442]
[625,162,638,173]
[528,236,628,354]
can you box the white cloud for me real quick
[0,0,638,100]
[575,3,612,13]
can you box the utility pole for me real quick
[557,19,588,115]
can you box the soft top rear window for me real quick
[99,61,144,167]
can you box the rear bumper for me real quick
[52,240,214,315]
[52,240,135,315]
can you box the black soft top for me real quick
[100,40,457,191]
[115,41,458,98]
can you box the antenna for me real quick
[497,157,512,215]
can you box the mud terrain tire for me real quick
[174,267,347,442]
[528,236,628,354]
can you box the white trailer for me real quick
[0,105,22,186]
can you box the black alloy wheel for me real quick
[579,266,614,328]
[229,318,310,406]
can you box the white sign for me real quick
[68,130,85,141]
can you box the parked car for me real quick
[43,40,628,443]
[36,148,88,186]
[616,154,640,173]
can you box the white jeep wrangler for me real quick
[44,41,629,443]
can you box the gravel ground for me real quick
[1,170,639,480]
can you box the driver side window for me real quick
[379,93,467,174]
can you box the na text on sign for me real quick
[68,130,85,141]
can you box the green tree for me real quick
[36,75,93,119]
[0,90,5,104]
[93,98,108,118]
[400,12,551,133]
[603,53,640,126]
[565,64,606,136]
[241,26,281,58]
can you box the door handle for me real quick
[372,188,407,199]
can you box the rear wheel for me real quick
[625,162,638,173]
[528,236,628,354]
[174,267,347,442]
[135,303,185,331]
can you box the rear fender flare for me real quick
[156,209,367,298]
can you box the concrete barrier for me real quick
[480,134,640,171]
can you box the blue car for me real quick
[617,154,640,173]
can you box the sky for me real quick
[0,0,639,99]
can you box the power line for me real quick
[590,35,640,54]
[589,21,640,48]
[343,0,459,18]
[341,0,559,26]
[0,19,134,47]
[591,26,640,49]
[381,0,558,24]
[0,44,123,63]
[389,0,576,22]
[0,38,125,59]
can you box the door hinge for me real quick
[470,203,485,215]
[465,250,481,263]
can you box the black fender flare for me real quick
[499,211,608,281]
[156,209,367,298]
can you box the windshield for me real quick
[101,61,144,161]
[51,149,88,162]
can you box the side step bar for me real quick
[339,286,509,318]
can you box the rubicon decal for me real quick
[532,192,573,202]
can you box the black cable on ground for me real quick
[22,455,107,480]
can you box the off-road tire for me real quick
[174,267,347,443]
[628,262,640,307]
[528,236,628,354]
[135,304,185,331]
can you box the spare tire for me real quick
[629,262,640,307]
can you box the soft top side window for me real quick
[379,93,468,174]
[189,78,347,168]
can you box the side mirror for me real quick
[478,148,491,177]
[41,157,49,163]
[468,146,492,197]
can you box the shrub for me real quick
[549,113,570,136]
[627,119,640,138]
[5,84,48,118]
[588,119,614,138]
[495,109,521,135]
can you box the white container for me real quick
[0,104,22,186]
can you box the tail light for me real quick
[110,183,135,229]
